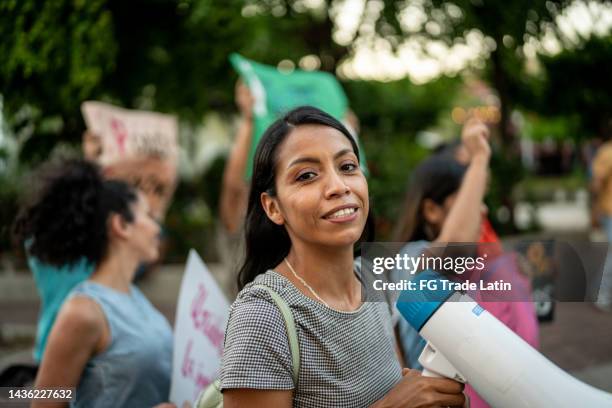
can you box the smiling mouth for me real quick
[324,207,358,220]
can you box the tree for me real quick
[539,34,612,139]
[373,0,584,154]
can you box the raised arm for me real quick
[436,118,490,243]
[32,296,106,408]
[220,81,254,233]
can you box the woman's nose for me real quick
[324,171,350,199]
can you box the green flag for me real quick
[230,53,367,179]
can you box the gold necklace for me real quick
[284,258,331,308]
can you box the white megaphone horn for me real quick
[396,270,612,408]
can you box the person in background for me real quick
[591,139,612,312]
[392,118,538,408]
[28,139,177,365]
[220,106,466,408]
[433,138,502,258]
[14,158,175,408]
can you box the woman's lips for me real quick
[323,207,359,223]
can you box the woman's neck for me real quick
[281,242,361,311]
[90,247,138,294]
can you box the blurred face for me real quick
[104,157,177,221]
[261,124,369,249]
[423,192,487,239]
[124,193,161,263]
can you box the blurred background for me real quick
[1,0,611,392]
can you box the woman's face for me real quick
[424,192,487,239]
[261,124,369,249]
[124,193,161,263]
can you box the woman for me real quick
[28,150,177,365]
[14,158,174,408]
[219,106,466,407]
[392,119,538,408]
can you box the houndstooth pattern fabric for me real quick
[220,269,402,407]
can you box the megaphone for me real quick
[396,270,612,408]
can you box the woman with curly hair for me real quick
[14,158,174,408]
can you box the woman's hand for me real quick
[372,369,466,408]
[461,117,490,162]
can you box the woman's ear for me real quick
[109,213,130,240]
[260,192,285,226]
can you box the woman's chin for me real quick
[144,250,160,264]
[323,230,364,248]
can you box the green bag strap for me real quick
[252,284,300,384]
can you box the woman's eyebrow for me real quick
[287,148,354,168]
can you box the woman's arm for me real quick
[32,297,106,408]
[219,81,254,234]
[219,117,252,233]
[436,118,490,243]
[223,389,292,407]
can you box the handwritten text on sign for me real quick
[81,101,178,166]
[170,250,230,406]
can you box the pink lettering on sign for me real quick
[110,118,128,155]
[190,284,225,354]
[181,339,194,378]
[180,338,214,399]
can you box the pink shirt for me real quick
[465,252,539,408]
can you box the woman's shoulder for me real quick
[227,271,301,335]
[235,270,295,306]
[53,294,106,346]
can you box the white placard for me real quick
[81,101,178,166]
[170,250,230,406]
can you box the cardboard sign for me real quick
[169,250,230,405]
[81,101,178,166]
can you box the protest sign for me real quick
[81,101,178,166]
[230,53,368,178]
[169,250,230,406]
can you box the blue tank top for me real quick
[68,281,173,408]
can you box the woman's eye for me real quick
[296,171,317,182]
[341,162,358,172]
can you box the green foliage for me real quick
[0,0,522,252]
[539,35,612,139]
[345,76,461,237]
[523,113,581,142]
[0,0,116,135]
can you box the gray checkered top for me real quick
[220,269,402,407]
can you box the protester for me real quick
[219,106,466,407]
[27,136,177,364]
[591,139,612,311]
[392,118,539,408]
[13,158,175,408]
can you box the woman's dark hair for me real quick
[392,154,466,242]
[237,106,374,290]
[13,158,137,267]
